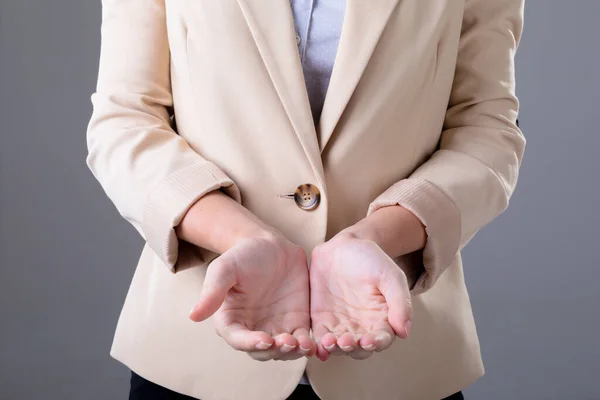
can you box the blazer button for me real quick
[294,184,320,211]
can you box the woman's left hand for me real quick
[309,234,413,361]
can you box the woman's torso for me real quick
[111,1,483,399]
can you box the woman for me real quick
[86,0,525,399]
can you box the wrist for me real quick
[177,190,283,254]
[338,206,426,258]
[336,223,379,244]
[233,224,281,246]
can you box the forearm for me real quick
[176,190,278,254]
[338,205,426,259]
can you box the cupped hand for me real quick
[189,234,316,361]
[309,234,413,362]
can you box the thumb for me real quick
[379,267,413,339]
[189,254,237,322]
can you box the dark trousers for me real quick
[130,371,464,400]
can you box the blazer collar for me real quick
[319,0,402,152]
[235,0,401,179]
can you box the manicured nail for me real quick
[300,345,311,352]
[324,344,336,351]
[256,341,272,350]
[362,344,376,351]
[188,306,198,318]
[281,344,295,353]
[340,345,354,352]
[405,320,412,337]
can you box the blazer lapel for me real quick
[318,0,401,152]
[235,0,325,184]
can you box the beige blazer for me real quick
[86,0,525,399]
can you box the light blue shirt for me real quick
[290,0,345,385]
[291,0,346,124]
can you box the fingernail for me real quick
[281,344,295,353]
[340,345,354,352]
[188,305,198,318]
[363,344,376,351]
[256,341,272,350]
[300,345,311,352]
[405,320,412,337]
[324,344,336,351]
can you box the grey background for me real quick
[1,1,599,399]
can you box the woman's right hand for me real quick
[189,233,316,361]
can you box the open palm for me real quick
[310,236,413,361]
[189,236,316,361]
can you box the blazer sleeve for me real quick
[86,0,241,271]
[367,0,526,294]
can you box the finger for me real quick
[248,332,306,362]
[248,350,280,362]
[316,345,331,362]
[337,332,359,353]
[274,333,298,354]
[312,325,333,362]
[293,328,316,357]
[189,256,236,322]
[359,332,379,352]
[379,268,413,338]
[218,323,274,352]
[372,330,394,352]
[248,349,305,362]
[320,332,339,354]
